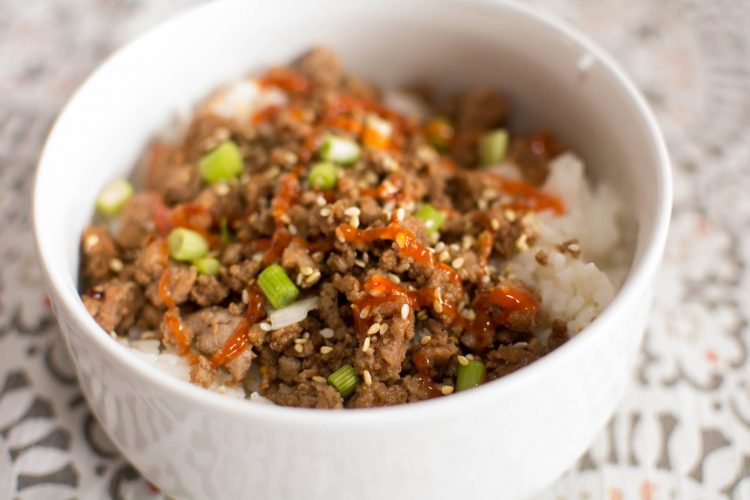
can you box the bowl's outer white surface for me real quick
[33,1,671,499]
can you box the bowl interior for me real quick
[35,0,667,387]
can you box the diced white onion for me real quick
[203,78,288,122]
[383,90,427,121]
[268,296,320,330]
[487,162,523,179]
[250,392,275,404]
[365,114,393,138]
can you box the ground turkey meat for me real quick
[79,47,577,408]
[264,381,344,409]
[82,279,143,334]
[81,225,119,285]
[185,307,256,382]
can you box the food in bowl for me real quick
[79,48,624,409]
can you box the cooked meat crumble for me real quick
[79,47,581,409]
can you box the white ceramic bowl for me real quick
[33,1,671,498]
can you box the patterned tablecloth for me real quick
[2,1,750,498]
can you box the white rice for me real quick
[508,152,626,334]
[119,338,247,399]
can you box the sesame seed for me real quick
[363,370,373,386]
[433,300,443,314]
[319,328,335,339]
[421,335,432,345]
[294,338,307,344]
[481,275,491,284]
[344,206,361,217]
[457,355,469,366]
[478,199,488,210]
[367,323,381,335]
[242,289,250,303]
[466,354,475,360]
[320,207,332,217]
[387,273,401,283]
[294,344,304,353]
[395,232,407,248]
[521,212,535,225]
[279,214,291,225]
[84,234,100,249]
[481,188,499,200]
[441,385,454,395]
[260,322,272,331]
[396,208,405,222]
[214,127,230,141]
[417,310,428,320]
[288,224,298,235]
[439,250,450,262]
[360,307,371,319]
[401,304,410,319]
[335,227,346,243]
[462,235,474,250]
[516,234,529,252]
[350,216,360,228]
[301,266,314,276]
[320,346,333,354]
[296,273,304,286]
[504,209,517,222]
[362,337,371,352]
[305,271,321,285]
[354,259,366,268]
[312,375,327,383]
[490,218,501,230]
[109,258,123,273]
[215,182,230,196]
[451,257,464,269]
[379,323,389,335]
[434,242,445,252]
[316,195,327,206]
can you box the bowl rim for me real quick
[33,0,672,427]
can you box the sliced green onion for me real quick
[167,228,209,262]
[456,359,487,392]
[415,203,446,235]
[424,118,454,151]
[318,136,360,165]
[199,140,243,184]
[327,364,359,398]
[95,179,133,216]
[257,263,299,309]
[219,217,233,244]
[308,162,338,190]
[194,256,220,276]
[479,128,509,166]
